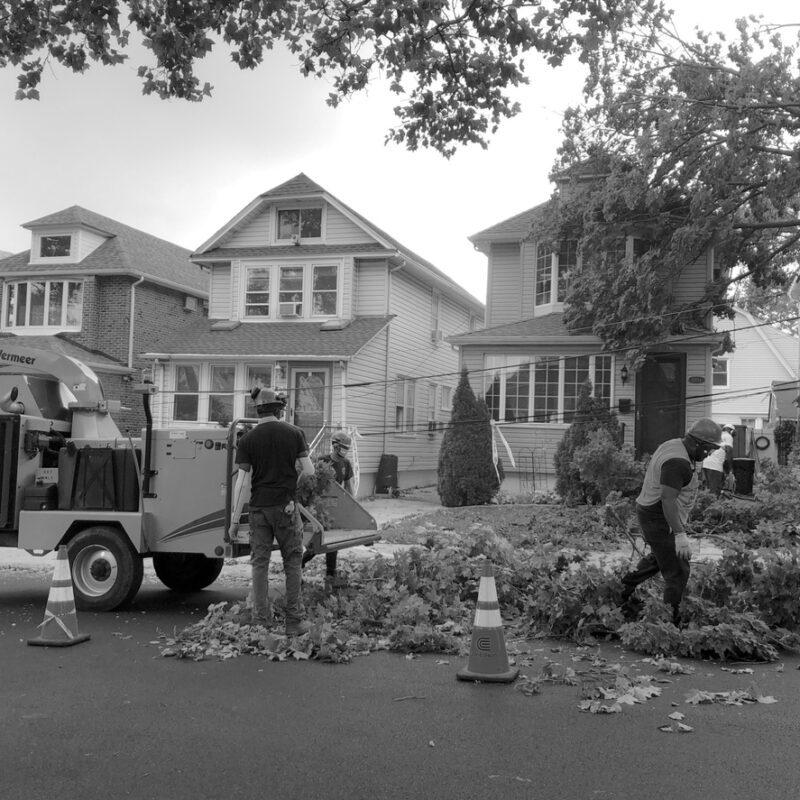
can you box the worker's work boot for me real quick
[284,619,311,637]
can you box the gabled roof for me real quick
[449,312,598,346]
[141,315,394,360]
[0,206,207,296]
[193,173,484,312]
[468,201,550,247]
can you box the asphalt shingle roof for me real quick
[0,333,128,371]
[469,201,551,242]
[449,312,597,345]
[141,315,394,358]
[0,207,206,294]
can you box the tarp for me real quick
[769,380,800,421]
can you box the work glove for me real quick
[228,522,239,540]
[673,531,692,560]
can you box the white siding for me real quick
[209,264,232,319]
[76,229,107,259]
[487,242,522,326]
[354,260,388,315]
[227,214,269,248]
[672,252,710,307]
[326,206,370,244]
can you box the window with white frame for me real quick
[244,267,270,317]
[3,279,83,330]
[39,235,71,258]
[171,362,286,424]
[712,357,729,387]
[535,240,577,307]
[440,384,452,411]
[395,377,416,433]
[242,262,339,319]
[276,208,322,240]
[485,354,613,424]
[427,383,437,432]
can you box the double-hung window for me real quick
[276,208,322,241]
[4,279,83,330]
[242,262,339,318]
[174,364,201,421]
[208,365,235,424]
[485,354,613,424]
[395,378,416,433]
[244,267,270,317]
[712,357,729,388]
[279,266,304,316]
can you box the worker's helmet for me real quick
[687,418,724,448]
[250,386,286,410]
[722,423,736,435]
[331,431,352,449]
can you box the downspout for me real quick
[129,275,145,369]
[382,259,405,453]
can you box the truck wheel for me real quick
[152,553,224,592]
[67,526,144,612]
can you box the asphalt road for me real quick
[2,568,799,800]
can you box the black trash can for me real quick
[732,458,756,495]
[375,454,399,496]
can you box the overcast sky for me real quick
[0,1,790,302]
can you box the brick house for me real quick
[0,207,208,433]
[141,173,484,496]
[450,195,722,493]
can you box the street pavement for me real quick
[2,492,799,799]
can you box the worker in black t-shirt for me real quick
[229,387,314,636]
[302,431,355,588]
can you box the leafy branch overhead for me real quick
[553,14,800,352]
[0,0,666,155]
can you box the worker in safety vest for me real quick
[619,418,723,626]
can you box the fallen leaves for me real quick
[684,685,777,705]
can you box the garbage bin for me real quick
[732,458,756,495]
[375,454,399,496]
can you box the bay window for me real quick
[485,354,614,424]
[4,279,83,330]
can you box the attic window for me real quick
[277,208,322,240]
[39,235,71,258]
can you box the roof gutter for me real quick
[129,275,145,369]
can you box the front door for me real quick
[635,353,686,458]
[288,367,329,446]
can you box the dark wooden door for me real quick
[635,353,686,458]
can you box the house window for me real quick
[3,279,82,330]
[174,364,201,421]
[427,383,437,432]
[485,354,613,424]
[39,235,71,258]
[712,357,729,387]
[279,266,304,315]
[245,267,270,317]
[208,365,235,424]
[535,240,577,306]
[395,377,416,433]
[312,265,338,315]
[277,208,322,240]
[440,384,452,411]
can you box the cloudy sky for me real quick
[0,0,789,302]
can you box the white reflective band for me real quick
[477,577,498,604]
[473,609,503,627]
[48,586,76,604]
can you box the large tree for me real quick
[549,13,800,355]
[0,0,664,155]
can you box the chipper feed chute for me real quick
[299,482,380,553]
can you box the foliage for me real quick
[554,380,625,505]
[437,369,500,507]
[551,14,800,355]
[737,278,798,336]
[295,457,337,526]
[773,419,797,463]
[0,1,667,155]
[571,428,644,500]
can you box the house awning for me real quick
[141,315,394,360]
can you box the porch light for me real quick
[620,365,629,385]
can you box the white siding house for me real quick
[141,173,484,497]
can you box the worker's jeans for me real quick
[621,505,690,608]
[703,468,724,495]
[249,505,304,625]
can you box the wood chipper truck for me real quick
[0,343,380,611]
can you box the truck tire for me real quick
[152,553,224,593]
[67,526,144,612]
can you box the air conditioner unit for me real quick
[290,233,300,245]
[183,295,198,312]
[430,329,444,343]
[279,302,300,317]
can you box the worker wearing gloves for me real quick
[620,418,724,627]
[302,431,355,588]
[229,387,315,635]
[702,423,735,495]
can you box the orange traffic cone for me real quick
[457,560,518,683]
[28,545,90,647]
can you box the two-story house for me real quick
[0,207,208,433]
[450,198,721,493]
[140,173,484,496]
